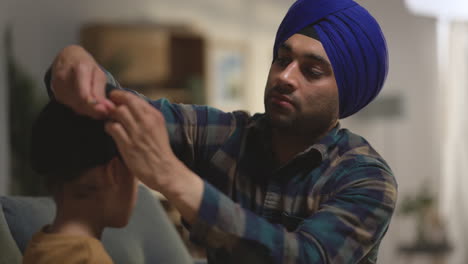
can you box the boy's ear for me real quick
[104,158,119,186]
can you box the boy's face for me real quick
[103,158,138,228]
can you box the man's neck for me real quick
[271,121,337,166]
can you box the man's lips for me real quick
[270,94,294,109]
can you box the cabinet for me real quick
[80,23,206,104]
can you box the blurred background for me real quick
[0,0,467,263]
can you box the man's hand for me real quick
[105,90,203,223]
[104,90,175,190]
[51,45,114,119]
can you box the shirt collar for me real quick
[306,123,341,161]
[249,114,342,163]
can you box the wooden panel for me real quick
[81,24,170,85]
[80,23,207,104]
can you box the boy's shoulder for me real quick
[22,226,113,264]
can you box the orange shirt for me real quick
[23,227,113,264]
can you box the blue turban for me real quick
[273,0,389,118]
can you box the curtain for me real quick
[440,20,468,264]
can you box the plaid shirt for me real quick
[46,71,397,264]
[150,99,397,264]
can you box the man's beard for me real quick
[268,113,333,140]
[265,100,338,141]
[263,83,339,140]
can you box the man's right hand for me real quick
[51,45,115,119]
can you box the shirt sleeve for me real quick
[189,165,397,264]
[148,99,248,172]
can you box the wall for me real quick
[5,0,293,107]
[345,1,439,263]
[0,0,9,195]
[349,2,439,195]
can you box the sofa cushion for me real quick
[0,185,193,264]
[1,196,54,253]
[0,200,22,264]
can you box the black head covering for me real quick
[30,101,118,181]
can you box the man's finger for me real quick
[73,63,109,118]
[74,62,93,102]
[92,104,111,118]
[105,121,131,149]
[109,90,151,118]
[108,90,150,121]
[90,67,116,115]
[73,95,106,119]
[110,105,139,137]
[73,65,95,111]
[90,67,115,113]
[108,90,137,105]
[91,67,107,100]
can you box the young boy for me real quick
[23,101,138,264]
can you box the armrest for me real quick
[0,202,22,264]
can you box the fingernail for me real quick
[88,98,98,105]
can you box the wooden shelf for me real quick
[80,22,206,104]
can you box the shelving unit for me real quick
[80,22,206,104]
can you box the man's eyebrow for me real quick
[305,53,332,70]
[279,43,293,52]
[279,42,332,70]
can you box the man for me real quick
[24,101,138,264]
[46,0,397,263]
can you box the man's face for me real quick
[264,34,339,134]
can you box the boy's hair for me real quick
[30,101,119,194]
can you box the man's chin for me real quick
[266,112,295,129]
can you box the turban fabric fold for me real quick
[274,0,389,119]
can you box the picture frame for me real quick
[207,39,249,112]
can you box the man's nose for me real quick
[277,61,299,93]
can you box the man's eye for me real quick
[305,69,323,79]
[275,57,290,67]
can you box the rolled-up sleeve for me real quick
[189,165,397,264]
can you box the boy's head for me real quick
[30,101,137,228]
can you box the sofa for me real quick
[0,184,194,264]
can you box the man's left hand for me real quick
[105,90,177,192]
[104,91,204,224]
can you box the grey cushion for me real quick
[0,185,193,264]
[0,201,21,264]
[1,196,54,253]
